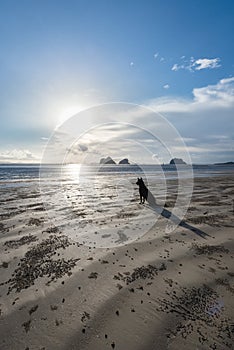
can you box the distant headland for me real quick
[214,161,234,165]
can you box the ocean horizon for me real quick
[0,163,234,183]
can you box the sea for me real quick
[0,163,233,188]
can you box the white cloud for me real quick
[193,78,234,106]
[154,52,159,59]
[172,145,210,153]
[67,143,88,155]
[207,134,229,140]
[171,64,180,71]
[163,84,170,89]
[133,77,234,163]
[171,56,221,72]
[144,77,234,163]
[148,76,234,112]
[193,58,221,70]
[130,62,134,67]
[175,137,197,143]
[220,77,234,84]
[0,149,38,163]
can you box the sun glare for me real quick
[64,163,82,182]
[56,105,86,128]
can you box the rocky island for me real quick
[169,158,187,165]
[99,156,116,165]
[118,158,130,165]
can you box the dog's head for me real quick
[136,177,144,186]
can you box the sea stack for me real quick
[118,158,130,165]
[170,158,187,165]
[99,156,116,165]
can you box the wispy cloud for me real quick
[220,77,234,84]
[67,143,88,155]
[175,137,197,143]
[163,84,170,89]
[153,52,165,63]
[41,137,49,141]
[171,63,180,71]
[171,57,221,72]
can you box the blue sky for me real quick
[0,0,233,163]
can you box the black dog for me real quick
[136,177,148,204]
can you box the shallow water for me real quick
[0,163,233,184]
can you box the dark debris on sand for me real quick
[81,311,90,323]
[42,226,60,234]
[1,234,79,293]
[191,243,229,255]
[4,235,38,249]
[29,304,38,315]
[0,222,5,232]
[157,284,234,348]
[215,278,234,294]
[22,319,31,333]
[114,263,167,284]
[28,218,43,226]
[188,213,228,227]
[88,272,98,279]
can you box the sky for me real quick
[0,0,233,164]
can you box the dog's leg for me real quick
[139,195,143,204]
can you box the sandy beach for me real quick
[0,172,234,350]
[1,1,234,349]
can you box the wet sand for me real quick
[0,175,234,350]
